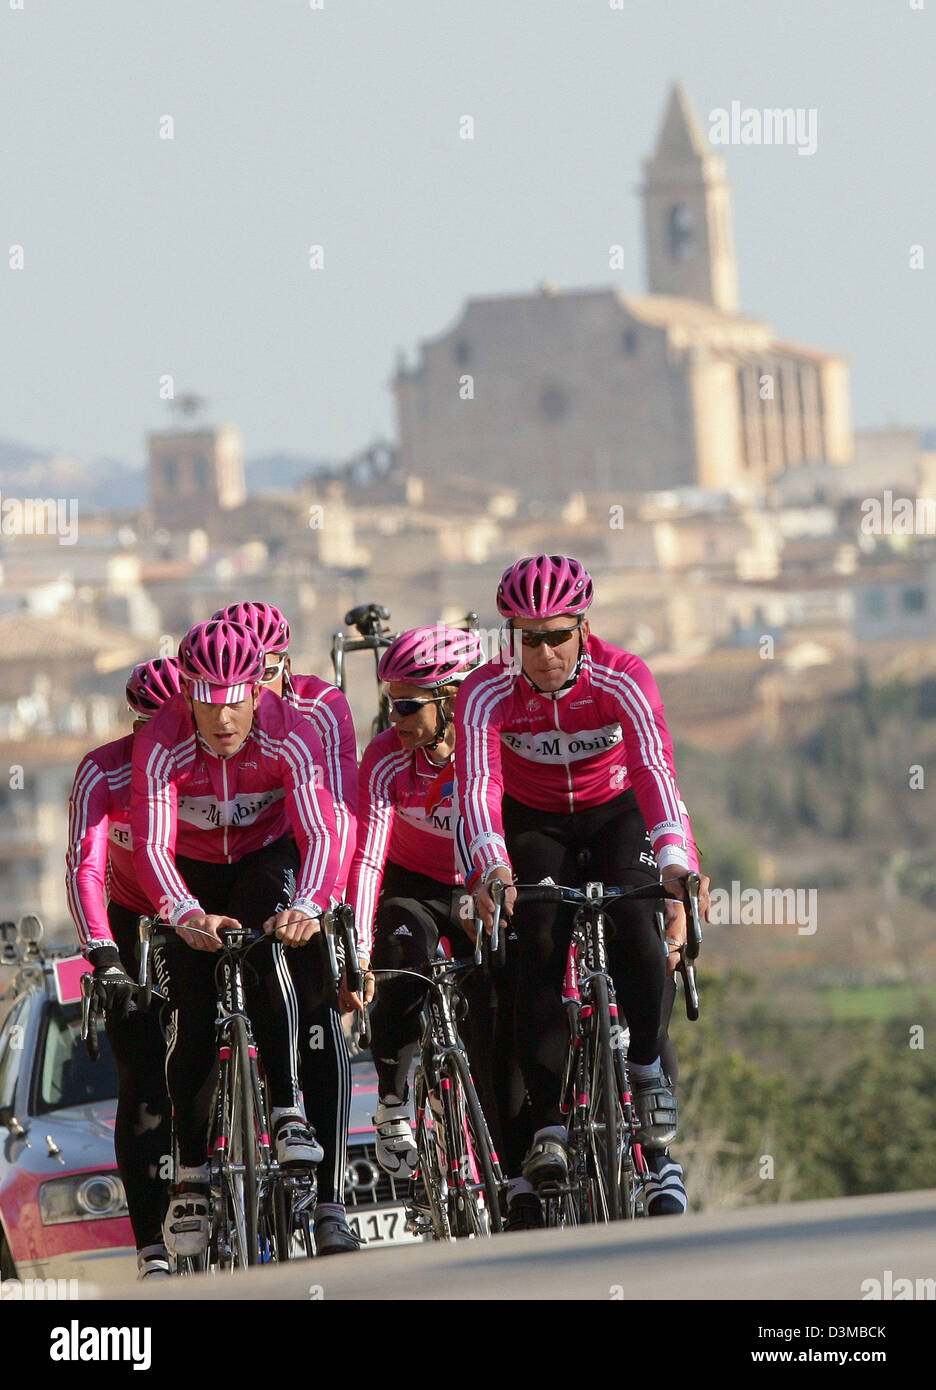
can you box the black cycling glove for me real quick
[88,945,137,1021]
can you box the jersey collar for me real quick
[194,724,257,760]
[520,635,589,701]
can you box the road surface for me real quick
[84,1189,936,1301]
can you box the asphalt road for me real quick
[86,1189,936,1301]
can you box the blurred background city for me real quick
[2,3,934,1208]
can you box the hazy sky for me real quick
[2,0,934,468]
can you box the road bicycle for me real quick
[371,942,505,1240]
[488,872,702,1226]
[84,917,334,1271]
[152,921,301,1270]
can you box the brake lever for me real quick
[335,904,370,1047]
[678,954,700,1022]
[489,880,504,955]
[320,910,341,994]
[685,871,703,957]
[80,972,100,1060]
[80,971,93,1042]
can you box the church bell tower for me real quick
[641,82,740,313]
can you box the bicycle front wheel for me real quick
[444,1051,504,1238]
[225,1016,261,1266]
[587,973,624,1222]
[412,1070,452,1241]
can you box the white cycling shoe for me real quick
[137,1247,171,1279]
[162,1185,210,1259]
[273,1113,324,1170]
[374,1096,418,1177]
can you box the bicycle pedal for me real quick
[536,1180,574,1198]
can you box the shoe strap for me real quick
[528,1138,567,1158]
[276,1117,316,1140]
[375,1115,413,1135]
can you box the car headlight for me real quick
[39,1172,129,1225]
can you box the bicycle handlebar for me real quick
[475,872,704,1021]
[370,959,475,1001]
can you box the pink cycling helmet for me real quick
[378,626,482,689]
[126,657,184,717]
[212,601,290,655]
[496,554,594,619]
[178,620,265,703]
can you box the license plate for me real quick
[347,1205,420,1246]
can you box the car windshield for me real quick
[34,1001,118,1115]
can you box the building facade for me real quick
[394,83,852,502]
[148,424,246,530]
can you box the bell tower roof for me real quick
[648,80,712,164]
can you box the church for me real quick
[393,83,853,503]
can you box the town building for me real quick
[393,82,853,502]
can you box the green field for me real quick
[820,984,923,1022]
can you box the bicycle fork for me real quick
[210,959,271,1197]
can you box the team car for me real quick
[0,916,134,1283]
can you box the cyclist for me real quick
[346,625,511,1178]
[212,599,363,1254]
[66,656,184,1279]
[212,602,358,886]
[130,619,341,1258]
[456,554,709,1227]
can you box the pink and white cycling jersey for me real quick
[66,734,154,952]
[131,692,340,926]
[346,727,461,958]
[455,633,698,881]
[275,670,358,896]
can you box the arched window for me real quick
[668,203,696,262]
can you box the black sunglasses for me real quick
[385,695,446,718]
[512,618,583,649]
